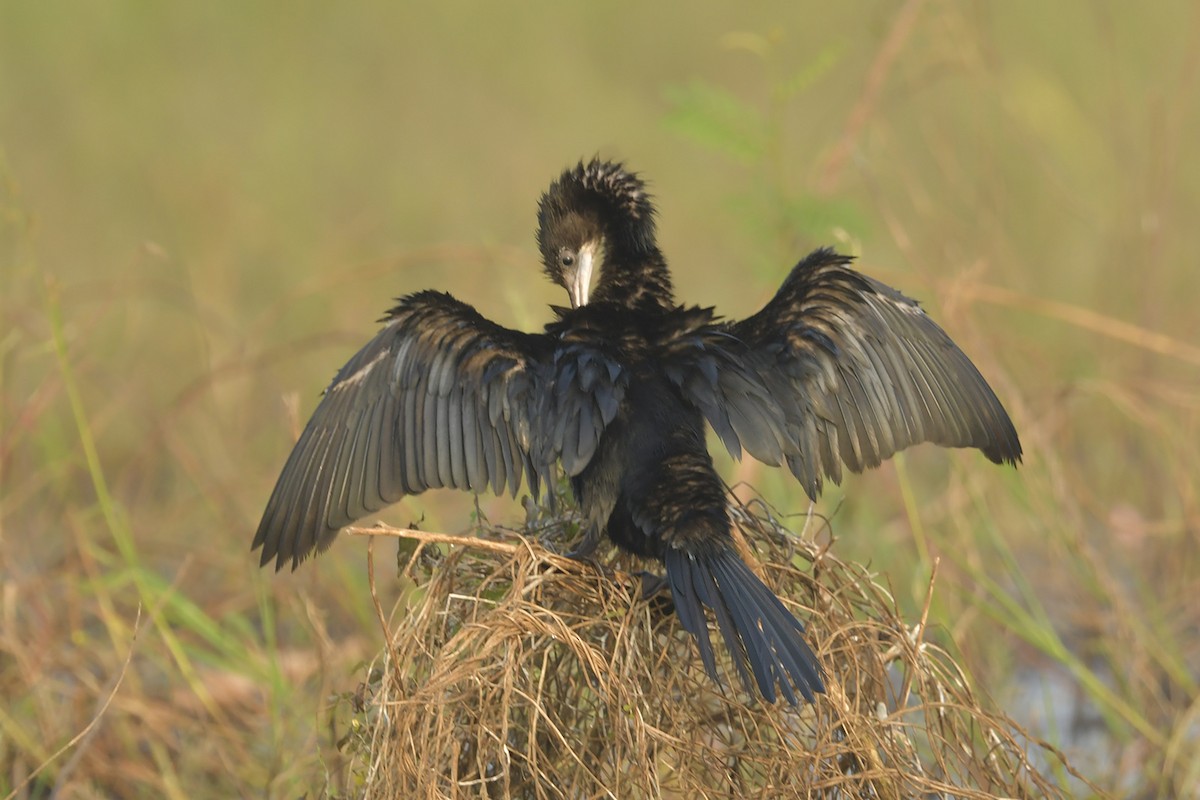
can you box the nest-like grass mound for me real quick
[337,494,1083,799]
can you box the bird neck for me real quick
[592,247,676,310]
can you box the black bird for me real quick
[253,159,1021,705]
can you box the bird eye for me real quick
[560,252,576,268]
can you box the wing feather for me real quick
[253,290,555,570]
[665,249,1021,500]
[538,321,628,477]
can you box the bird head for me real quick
[536,159,658,308]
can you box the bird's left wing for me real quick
[535,315,629,478]
[253,290,553,571]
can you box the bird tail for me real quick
[663,546,825,705]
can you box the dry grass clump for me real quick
[337,496,1089,799]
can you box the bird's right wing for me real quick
[253,290,554,571]
[667,250,1021,500]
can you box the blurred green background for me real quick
[2,2,1198,797]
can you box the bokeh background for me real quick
[2,2,1197,796]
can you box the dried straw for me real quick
[336,492,1089,799]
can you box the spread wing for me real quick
[669,249,1022,499]
[253,290,555,570]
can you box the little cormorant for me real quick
[253,159,1022,705]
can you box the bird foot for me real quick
[564,526,602,561]
[638,571,669,600]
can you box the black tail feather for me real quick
[686,552,758,695]
[663,547,825,705]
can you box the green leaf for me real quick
[778,193,870,241]
[662,82,765,164]
[778,42,845,99]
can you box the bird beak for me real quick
[568,243,596,308]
